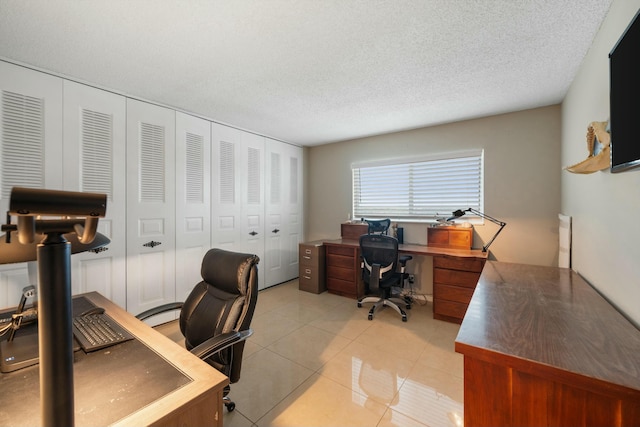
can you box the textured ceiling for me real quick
[0,1,613,146]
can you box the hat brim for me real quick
[564,145,610,174]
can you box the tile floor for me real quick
[160,280,465,427]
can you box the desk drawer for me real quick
[326,254,355,270]
[434,283,474,304]
[434,256,485,273]
[299,244,322,266]
[326,277,358,298]
[434,268,481,288]
[326,265,356,282]
[299,266,326,294]
[434,299,468,323]
[326,245,356,257]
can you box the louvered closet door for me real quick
[211,123,243,251]
[126,99,176,323]
[0,61,63,308]
[211,124,265,288]
[241,131,265,288]
[62,81,127,308]
[175,112,211,302]
[265,139,302,287]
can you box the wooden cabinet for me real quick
[433,255,485,324]
[324,242,361,299]
[298,242,325,294]
[456,262,640,427]
[427,226,473,249]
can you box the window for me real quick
[352,150,484,222]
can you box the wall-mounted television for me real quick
[609,8,640,173]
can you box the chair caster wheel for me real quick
[402,315,407,322]
[225,402,236,412]
[357,302,363,308]
[406,305,411,310]
[368,314,373,321]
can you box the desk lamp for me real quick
[447,208,506,252]
[0,187,108,427]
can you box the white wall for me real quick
[306,105,562,295]
[561,0,640,327]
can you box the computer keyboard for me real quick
[72,313,133,352]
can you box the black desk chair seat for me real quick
[137,248,259,412]
[357,234,412,322]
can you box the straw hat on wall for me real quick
[565,121,610,174]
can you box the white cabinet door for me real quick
[126,99,176,323]
[265,139,302,287]
[62,80,127,308]
[175,112,211,303]
[0,61,63,308]
[211,123,265,287]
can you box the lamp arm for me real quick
[481,222,506,252]
[461,208,506,252]
[465,208,506,227]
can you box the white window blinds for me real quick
[352,150,484,221]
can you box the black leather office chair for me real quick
[357,234,411,322]
[136,248,259,412]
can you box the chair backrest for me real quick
[364,218,391,235]
[179,248,259,383]
[359,234,398,285]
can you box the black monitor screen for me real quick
[609,8,640,173]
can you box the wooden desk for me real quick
[321,238,487,322]
[455,262,640,426]
[0,292,228,427]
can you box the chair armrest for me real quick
[399,255,412,267]
[190,329,253,360]
[135,302,184,321]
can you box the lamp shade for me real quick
[0,231,110,265]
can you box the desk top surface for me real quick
[455,261,640,396]
[322,238,488,259]
[0,292,227,427]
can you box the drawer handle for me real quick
[303,276,311,280]
[305,249,312,254]
[303,256,311,260]
[305,269,311,274]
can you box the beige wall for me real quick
[562,0,640,327]
[306,105,562,296]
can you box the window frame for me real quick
[351,149,485,223]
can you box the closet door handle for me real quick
[249,231,258,236]
[143,240,162,248]
[89,247,109,254]
[272,228,280,234]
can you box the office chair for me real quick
[136,248,259,412]
[357,234,412,322]
[363,218,391,235]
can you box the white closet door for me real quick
[211,124,265,288]
[175,112,211,303]
[126,99,176,322]
[265,139,302,287]
[63,81,127,308]
[211,123,244,251]
[241,131,265,288]
[0,61,63,308]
